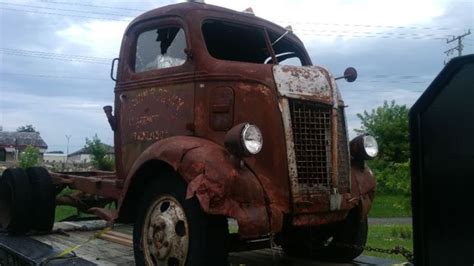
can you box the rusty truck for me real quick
[0,1,379,265]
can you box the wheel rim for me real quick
[142,195,189,266]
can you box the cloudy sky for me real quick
[0,0,473,153]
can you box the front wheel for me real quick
[133,174,228,266]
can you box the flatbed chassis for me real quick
[0,220,401,266]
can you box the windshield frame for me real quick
[200,17,311,66]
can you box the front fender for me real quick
[120,136,269,238]
[350,163,376,218]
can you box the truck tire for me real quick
[26,167,56,231]
[0,168,33,234]
[133,173,228,266]
[282,209,368,262]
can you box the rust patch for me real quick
[120,136,272,238]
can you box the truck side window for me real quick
[135,27,187,72]
[202,20,270,64]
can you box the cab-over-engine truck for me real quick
[0,1,379,265]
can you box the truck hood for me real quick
[273,65,342,104]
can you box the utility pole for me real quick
[65,135,71,158]
[444,29,471,64]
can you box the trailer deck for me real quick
[0,220,402,266]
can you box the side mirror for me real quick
[335,67,357,82]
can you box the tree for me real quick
[19,145,40,168]
[84,134,114,171]
[356,100,411,198]
[355,100,409,163]
[17,124,36,132]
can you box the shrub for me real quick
[84,135,115,171]
[19,145,40,168]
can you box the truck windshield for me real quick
[202,20,270,64]
[202,19,307,66]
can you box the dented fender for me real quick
[119,136,270,238]
[350,163,376,218]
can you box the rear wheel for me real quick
[0,168,33,234]
[282,210,368,262]
[133,174,228,266]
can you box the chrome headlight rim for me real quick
[362,135,379,158]
[350,134,378,161]
[225,123,263,157]
[241,124,263,155]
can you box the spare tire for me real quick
[26,167,56,231]
[0,168,33,234]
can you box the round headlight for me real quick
[225,123,263,157]
[363,135,379,158]
[241,124,263,155]
[350,134,378,161]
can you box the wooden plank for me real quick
[104,230,133,241]
[99,233,133,248]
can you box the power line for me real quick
[295,28,450,39]
[0,4,450,40]
[295,31,446,40]
[0,2,129,18]
[278,20,459,32]
[357,80,430,84]
[0,2,464,40]
[0,48,112,64]
[38,0,149,12]
[32,1,465,33]
[0,72,109,81]
[0,6,129,21]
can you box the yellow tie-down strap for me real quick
[42,226,112,264]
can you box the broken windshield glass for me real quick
[135,27,187,72]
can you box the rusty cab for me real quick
[0,1,378,265]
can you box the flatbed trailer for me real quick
[0,220,401,266]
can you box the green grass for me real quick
[364,224,413,261]
[369,194,411,218]
[55,206,77,221]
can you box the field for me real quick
[365,224,413,261]
[369,193,411,218]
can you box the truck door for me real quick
[115,18,195,178]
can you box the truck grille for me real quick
[337,109,351,193]
[289,100,332,192]
[289,99,350,193]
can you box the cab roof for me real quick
[127,2,305,47]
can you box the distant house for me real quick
[0,131,48,162]
[44,151,67,164]
[68,145,114,163]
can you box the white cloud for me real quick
[56,20,130,58]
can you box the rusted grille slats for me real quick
[289,99,351,194]
[289,100,332,192]
[337,108,351,193]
